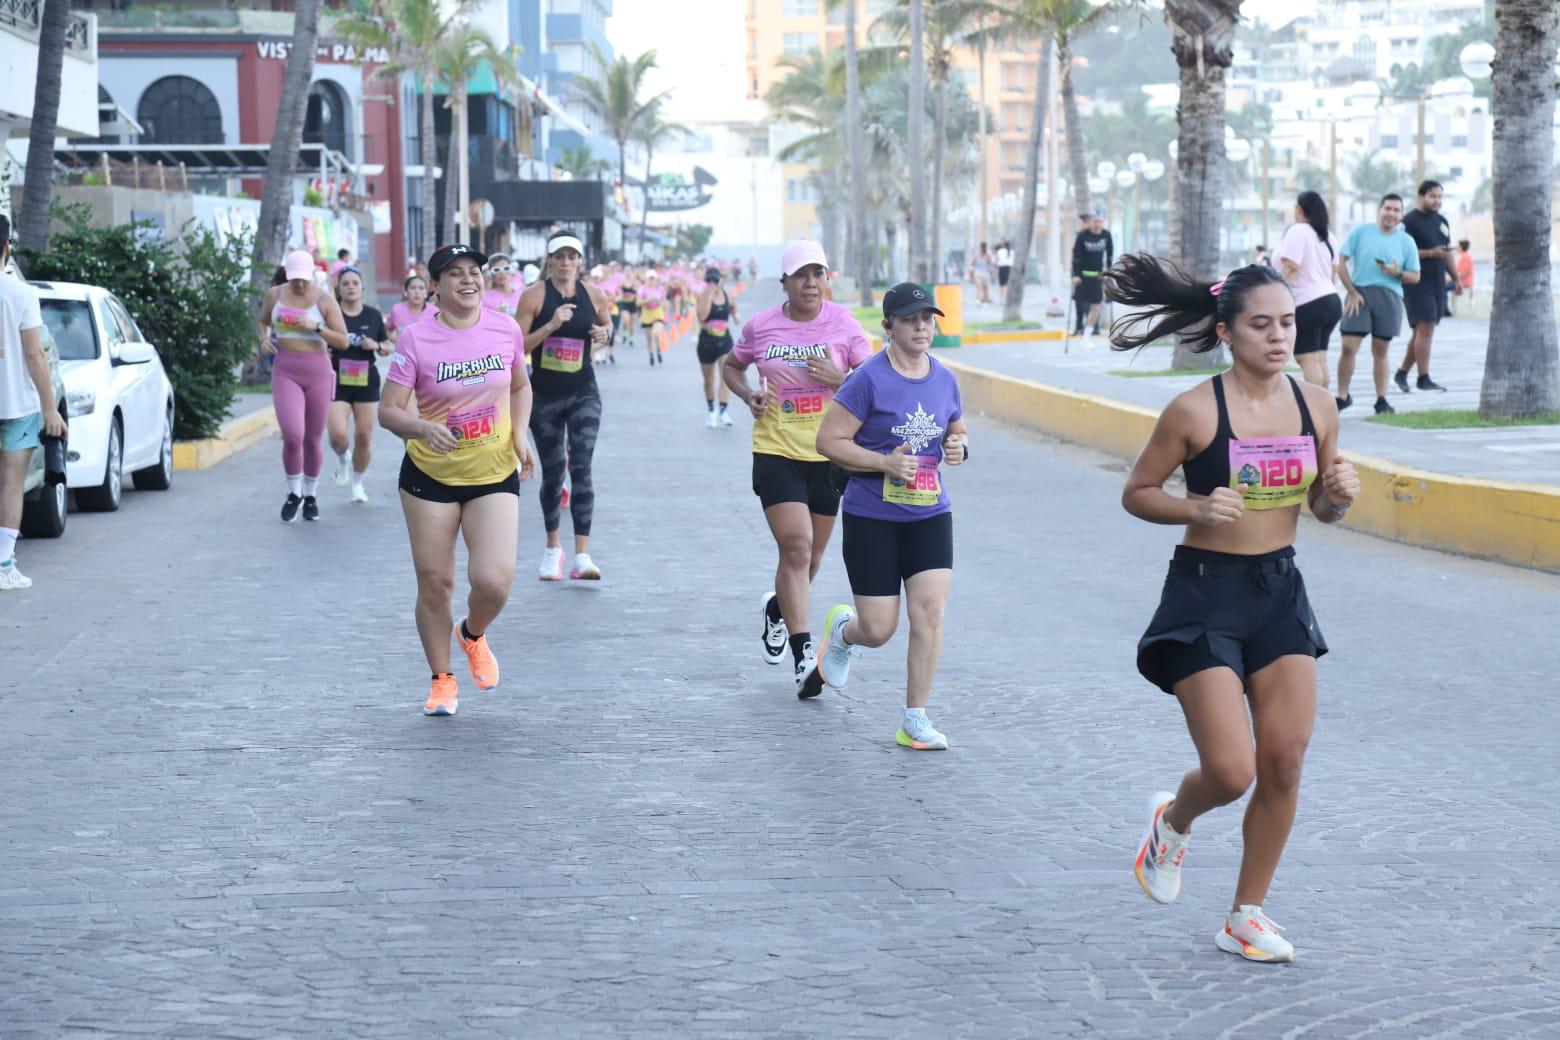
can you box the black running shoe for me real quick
[281,493,302,522]
[1374,396,1396,415]
[1336,394,1354,412]
[1417,376,1447,392]
[795,647,824,700]
[302,496,321,521]
[760,591,788,666]
[1394,370,1411,393]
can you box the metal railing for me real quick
[0,0,94,53]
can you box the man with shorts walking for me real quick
[1335,194,1421,415]
[1071,211,1114,340]
[1395,180,1452,393]
[0,214,68,590]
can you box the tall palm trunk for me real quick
[637,145,656,259]
[1058,34,1090,220]
[845,0,871,306]
[419,72,437,256]
[442,88,463,247]
[251,0,322,289]
[907,0,927,280]
[931,72,948,282]
[976,32,989,250]
[19,0,71,251]
[1165,0,1238,369]
[1480,0,1560,418]
[1001,38,1052,321]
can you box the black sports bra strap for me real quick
[1287,375,1317,438]
[1210,374,1235,439]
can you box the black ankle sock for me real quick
[766,596,783,624]
[789,632,812,665]
[460,619,480,642]
[431,671,453,681]
[719,402,728,413]
[707,398,715,410]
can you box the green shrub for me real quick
[303,186,324,206]
[17,202,258,440]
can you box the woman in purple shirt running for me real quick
[814,282,969,751]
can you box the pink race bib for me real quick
[338,358,371,387]
[540,336,585,373]
[704,319,729,336]
[448,402,499,451]
[1229,436,1317,510]
[775,382,832,428]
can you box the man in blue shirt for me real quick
[1335,193,1422,415]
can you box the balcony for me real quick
[0,3,98,138]
[0,0,95,52]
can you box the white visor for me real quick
[547,234,585,257]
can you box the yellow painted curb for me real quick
[173,404,278,471]
[963,329,1067,345]
[943,359,1560,573]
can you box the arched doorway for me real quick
[304,81,351,158]
[137,75,223,144]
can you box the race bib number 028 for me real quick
[540,336,585,373]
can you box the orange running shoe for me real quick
[455,619,500,689]
[424,674,458,716]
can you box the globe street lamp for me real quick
[1127,151,1147,174]
[1459,41,1494,81]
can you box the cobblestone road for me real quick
[3,294,1559,1037]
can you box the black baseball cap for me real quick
[427,243,488,280]
[704,266,722,282]
[882,281,945,320]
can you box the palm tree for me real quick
[836,0,872,305]
[435,26,515,248]
[558,146,608,181]
[572,48,665,211]
[336,0,471,260]
[18,0,71,251]
[1053,0,1117,219]
[1164,0,1241,368]
[634,108,692,260]
[1347,151,1402,221]
[250,0,322,297]
[907,0,928,280]
[1479,0,1559,419]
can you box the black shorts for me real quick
[752,453,840,516]
[696,333,733,365]
[1403,287,1449,327]
[842,511,953,597]
[1136,545,1327,695]
[619,300,639,314]
[398,455,519,505]
[333,362,382,403]
[997,265,1011,287]
[1074,276,1104,305]
[1293,294,1342,356]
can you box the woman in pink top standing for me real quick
[1274,192,1341,389]
[722,240,872,698]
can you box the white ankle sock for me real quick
[0,526,17,565]
[301,475,319,497]
[352,470,366,489]
[286,473,302,497]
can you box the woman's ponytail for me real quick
[1104,254,1222,353]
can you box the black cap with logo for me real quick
[427,243,489,280]
[881,281,945,320]
[704,266,722,282]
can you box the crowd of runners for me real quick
[219,209,1370,968]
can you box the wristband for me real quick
[1321,494,1350,518]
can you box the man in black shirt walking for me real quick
[1071,210,1114,339]
[1396,180,1452,392]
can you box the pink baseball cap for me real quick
[283,249,315,281]
[780,239,829,276]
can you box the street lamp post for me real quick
[1226,136,1253,262]
[1115,169,1137,253]
[1127,152,1147,255]
[1141,158,1165,253]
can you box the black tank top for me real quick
[1182,375,1318,498]
[704,289,731,332]
[528,278,597,396]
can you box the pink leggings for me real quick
[271,349,335,478]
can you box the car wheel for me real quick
[132,402,174,491]
[20,476,67,539]
[76,417,123,512]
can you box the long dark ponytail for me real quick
[1296,190,1332,258]
[1104,254,1290,354]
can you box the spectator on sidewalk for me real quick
[1335,193,1420,415]
[969,242,993,304]
[0,214,68,591]
[1274,191,1341,390]
[1071,211,1114,340]
[1453,239,1475,315]
[995,240,1013,290]
[1395,180,1453,393]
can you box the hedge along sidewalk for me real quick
[944,359,1560,574]
[174,397,278,471]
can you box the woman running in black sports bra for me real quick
[1106,256,1360,964]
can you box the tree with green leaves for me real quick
[558,146,610,181]
[1479,0,1559,419]
[336,0,475,260]
[572,47,666,214]
[435,25,516,247]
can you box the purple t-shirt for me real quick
[831,350,962,521]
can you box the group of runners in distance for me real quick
[252,220,1356,965]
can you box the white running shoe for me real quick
[1216,906,1295,963]
[538,546,565,581]
[1133,790,1188,905]
[334,456,351,486]
[760,592,788,666]
[896,710,948,750]
[0,562,33,591]
[350,483,369,503]
[719,409,734,427]
[570,552,602,580]
[794,644,823,699]
[706,410,719,429]
[818,604,857,690]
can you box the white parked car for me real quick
[33,282,176,512]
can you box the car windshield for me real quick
[39,299,98,361]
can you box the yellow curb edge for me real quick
[943,359,1560,573]
[173,404,278,471]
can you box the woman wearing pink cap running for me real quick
[258,249,350,522]
[722,240,871,697]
